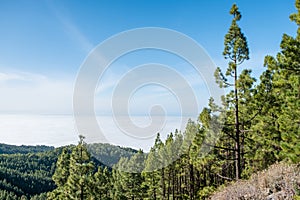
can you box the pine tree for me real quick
[53,148,71,186]
[142,133,163,200]
[112,157,128,199]
[182,120,199,199]
[261,0,300,163]
[115,150,146,200]
[214,4,253,180]
[277,0,300,162]
[196,103,230,193]
[47,148,71,199]
[245,59,283,173]
[127,150,146,200]
[64,135,95,200]
[91,167,112,200]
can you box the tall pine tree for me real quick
[260,0,300,163]
[214,4,253,180]
[47,148,71,199]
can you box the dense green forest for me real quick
[0,146,59,199]
[0,144,54,154]
[0,143,136,199]
[1,0,299,199]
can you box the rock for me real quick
[266,191,286,200]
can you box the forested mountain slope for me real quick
[0,148,59,199]
[0,143,136,199]
[0,143,54,154]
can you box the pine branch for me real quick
[216,173,233,181]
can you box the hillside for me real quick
[210,163,300,200]
[0,143,54,154]
[87,143,137,167]
[0,143,137,199]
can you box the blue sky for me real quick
[0,0,297,115]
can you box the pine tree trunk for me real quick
[234,61,241,180]
[153,175,157,200]
[167,170,170,200]
[172,170,175,199]
[80,184,84,200]
[161,168,166,199]
[189,163,194,199]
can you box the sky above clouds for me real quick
[0,0,297,116]
[0,0,298,148]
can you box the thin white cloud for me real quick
[59,17,94,52]
[47,1,94,53]
[0,73,23,82]
[0,71,47,83]
[0,71,73,114]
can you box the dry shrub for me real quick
[210,162,300,200]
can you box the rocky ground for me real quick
[210,163,300,200]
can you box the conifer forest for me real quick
[0,1,300,199]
